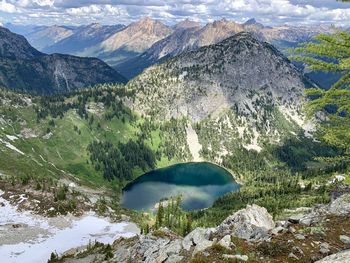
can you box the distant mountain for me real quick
[43,23,125,55]
[4,23,47,36]
[25,25,75,50]
[117,19,244,78]
[96,17,173,67]
[120,19,335,80]
[0,27,126,94]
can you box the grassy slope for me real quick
[0,88,179,190]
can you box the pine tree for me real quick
[291,30,350,156]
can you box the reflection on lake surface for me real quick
[121,162,240,211]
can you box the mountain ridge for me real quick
[0,27,127,94]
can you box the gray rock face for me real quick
[314,249,350,263]
[131,32,311,122]
[215,204,275,241]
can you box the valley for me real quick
[0,10,350,263]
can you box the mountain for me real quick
[0,26,126,94]
[120,19,335,80]
[117,19,244,78]
[43,23,125,55]
[4,23,46,36]
[128,32,315,156]
[24,25,75,50]
[95,17,173,67]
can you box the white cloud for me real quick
[0,0,17,13]
[2,0,350,26]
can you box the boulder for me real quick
[215,204,275,240]
[217,235,232,250]
[182,227,210,251]
[314,249,350,263]
[340,235,350,245]
[320,242,330,255]
[328,194,350,216]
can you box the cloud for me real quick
[0,0,17,13]
[3,0,350,26]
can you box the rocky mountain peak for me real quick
[128,32,314,153]
[101,17,173,54]
[128,17,172,35]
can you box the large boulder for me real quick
[328,194,350,216]
[314,249,350,263]
[215,204,275,240]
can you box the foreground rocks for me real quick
[55,192,350,263]
[215,204,275,241]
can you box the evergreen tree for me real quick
[291,30,350,156]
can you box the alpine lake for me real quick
[121,162,240,211]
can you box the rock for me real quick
[192,240,213,255]
[340,235,350,245]
[0,202,5,207]
[292,246,304,256]
[329,194,350,216]
[182,227,207,251]
[165,255,184,263]
[271,226,285,235]
[215,204,275,241]
[217,235,232,250]
[182,236,193,251]
[288,226,297,233]
[165,239,182,255]
[295,234,306,240]
[320,242,330,255]
[288,214,304,224]
[288,252,299,260]
[236,255,249,261]
[314,249,350,263]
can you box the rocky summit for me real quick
[127,32,314,156]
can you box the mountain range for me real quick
[7,18,337,83]
[0,26,126,94]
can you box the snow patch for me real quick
[0,192,139,263]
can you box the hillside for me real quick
[0,27,126,94]
[127,32,317,164]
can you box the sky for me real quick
[0,0,350,27]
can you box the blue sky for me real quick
[0,0,350,26]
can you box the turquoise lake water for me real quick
[121,162,240,211]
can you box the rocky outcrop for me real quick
[215,204,275,241]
